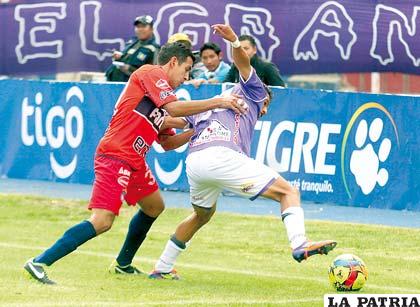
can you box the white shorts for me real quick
[185,146,280,208]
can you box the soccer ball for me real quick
[328,254,368,291]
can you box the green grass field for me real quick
[0,194,419,306]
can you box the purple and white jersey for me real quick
[185,69,267,157]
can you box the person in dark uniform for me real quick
[224,35,285,87]
[105,15,160,82]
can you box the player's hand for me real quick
[211,24,237,42]
[208,79,219,84]
[119,64,130,73]
[191,79,206,88]
[112,51,122,60]
[214,94,246,114]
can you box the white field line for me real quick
[1,298,321,306]
[1,242,419,294]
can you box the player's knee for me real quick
[154,202,165,216]
[269,179,300,204]
[101,220,113,233]
[143,202,165,218]
[270,183,284,203]
[139,194,166,218]
[89,211,115,234]
[91,219,113,234]
[197,213,212,225]
[195,208,214,225]
[290,187,300,200]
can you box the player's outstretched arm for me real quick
[161,117,189,130]
[163,95,245,117]
[212,24,251,81]
[158,129,194,151]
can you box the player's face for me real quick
[201,49,221,72]
[240,40,257,58]
[259,97,271,118]
[167,57,193,88]
[135,24,153,41]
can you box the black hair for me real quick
[176,40,192,49]
[158,42,195,65]
[239,35,257,47]
[199,42,222,56]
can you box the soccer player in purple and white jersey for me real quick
[149,25,337,280]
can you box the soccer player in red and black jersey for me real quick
[24,42,244,284]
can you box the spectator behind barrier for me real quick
[188,42,230,88]
[168,33,206,80]
[105,15,160,82]
[224,35,285,87]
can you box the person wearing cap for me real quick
[105,15,160,82]
[167,32,206,80]
[167,33,192,49]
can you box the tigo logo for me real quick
[21,86,84,179]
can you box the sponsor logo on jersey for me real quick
[191,120,231,146]
[241,183,255,193]
[118,166,131,176]
[160,90,174,101]
[133,96,167,132]
[155,79,171,90]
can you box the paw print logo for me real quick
[349,118,392,195]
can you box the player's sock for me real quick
[281,206,307,249]
[116,210,157,267]
[154,235,186,273]
[33,220,96,266]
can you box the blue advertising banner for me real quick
[1,0,419,76]
[0,79,418,211]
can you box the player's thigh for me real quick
[88,155,130,216]
[189,183,221,210]
[125,162,159,205]
[186,151,222,209]
[214,150,279,200]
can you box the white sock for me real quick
[281,206,307,249]
[154,239,185,273]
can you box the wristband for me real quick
[231,38,241,48]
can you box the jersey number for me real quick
[133,136,150,157]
